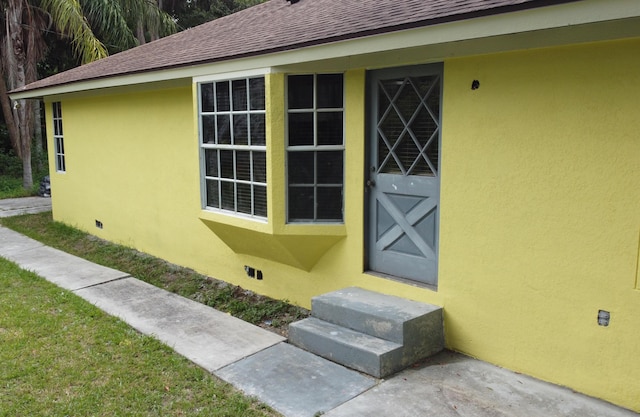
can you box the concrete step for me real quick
[311,287,443,345]
[289,287,444,378]
[288,317,404,378]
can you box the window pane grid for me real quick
[52,102,66,173]
[199,76,266,218]
[287,74,344,222]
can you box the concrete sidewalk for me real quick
[0,196,51,217]
[0,202,637,416]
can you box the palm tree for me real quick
[0,0,175,189]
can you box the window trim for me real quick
[286,73,346,224]
[193,68,271,84]
[198,75,268,220]
[52,101,66,173]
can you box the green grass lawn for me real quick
[0,256,279,417]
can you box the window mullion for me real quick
[247,109,252,146]
[313,74,318,147]
[229,83,235,145]
[313,74,318,221]
[213,82,218,144]
[250,150,254,215]
[217,150,222,208]
[232,151,236,213]
[313,151,318,221]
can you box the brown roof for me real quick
[17,0,571,93]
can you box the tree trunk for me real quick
[21,144,32,189]
[4,0,33,189]
[33,100,44,172]
[0,69,20,154]
[14,99,33,189]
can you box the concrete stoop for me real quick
[289,286,443,378]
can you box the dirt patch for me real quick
[186,277,310,338]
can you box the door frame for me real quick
[363,63,444,287]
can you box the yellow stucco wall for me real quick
[46,86,211,266]
[439,39,640,411]
[45,38,639,411]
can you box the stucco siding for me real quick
[44,38,639,411]
[439,38,640,411]
[46,86,212,271]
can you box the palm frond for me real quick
[80,0,138,51]
[40,0,108,63]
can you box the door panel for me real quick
[367,65,442,285]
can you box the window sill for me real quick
[199,210,346,271]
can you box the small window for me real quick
[199,77,267,218]
[52,102,65,172]
[287,74,344,222]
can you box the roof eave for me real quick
[10,0,640,100]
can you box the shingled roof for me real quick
[16,0,569,94]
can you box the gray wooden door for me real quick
[366,65,442,286]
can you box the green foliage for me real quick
[0,151,33,198]
[0,176,30,199]
[0,150,49,198]
[169,0,266,29]
[39,32,81,77]
[0,151,22,177]
[0,257,278,416]
[0,123,10,152]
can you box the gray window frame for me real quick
[286,73,345,223]
[52,101,66,173]
[198,76,267,219]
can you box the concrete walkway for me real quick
[0,196,51,217]
[0,199,637,416]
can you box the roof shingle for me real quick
[17,0,558,93]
